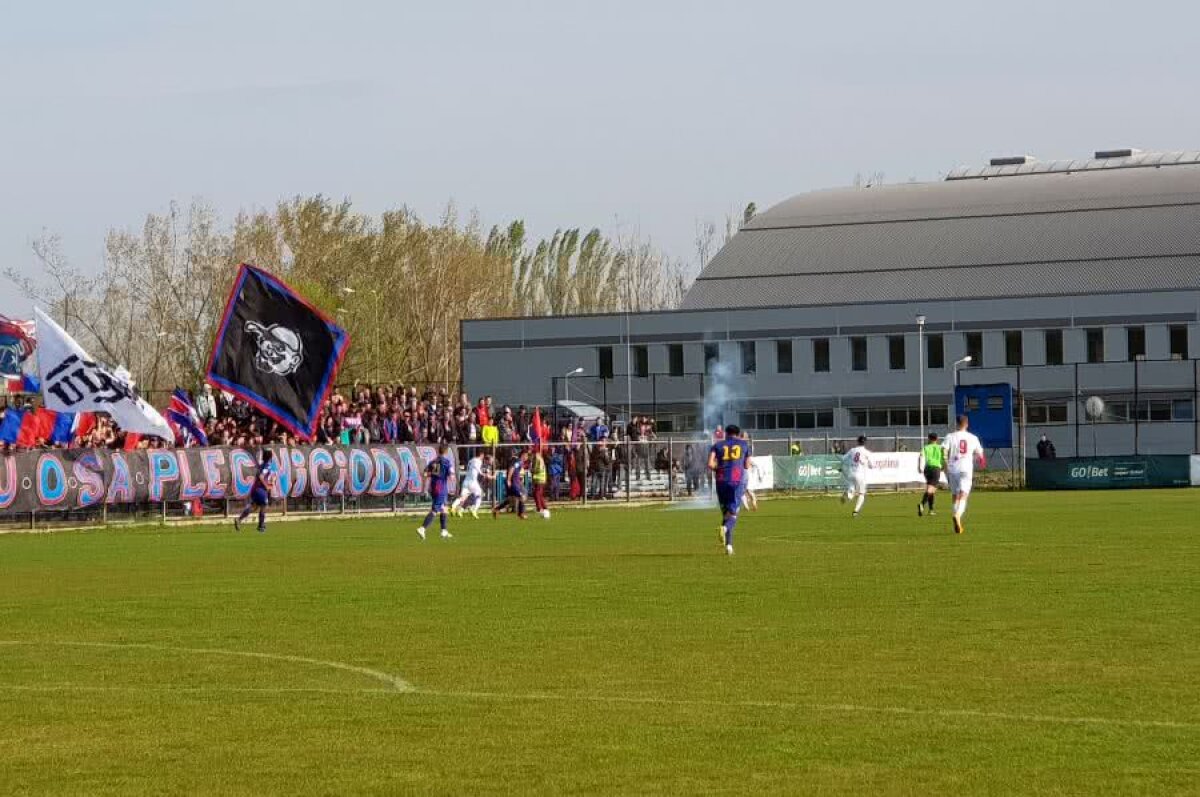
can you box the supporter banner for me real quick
[0,444,452,515]
[861,452,946,487]
[1027,456,1191,490]
[773,455,842,490]
[771,453,948,490]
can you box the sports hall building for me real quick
[463,149,1200,456]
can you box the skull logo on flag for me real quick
[245,321,304,376]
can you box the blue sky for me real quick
[3,0,1198,316]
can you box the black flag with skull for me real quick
[206,264,349,440]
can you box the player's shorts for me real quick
[947,470,973,496]
[923,466,942,486]
[431,490,448,513]
[459,480,483,499]
[716,482,743,514]
[845,473,867,495]
[250,487,269,507]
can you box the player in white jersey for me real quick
[841,436,872,517]
[740,435,760,511]
[942,415,986,534]
[450,451,492,518]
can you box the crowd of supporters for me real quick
[0,380,720,499]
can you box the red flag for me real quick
[75,413,96,441]
[17,408,57,447]
[123,432,141,451]
[531,407,548,451]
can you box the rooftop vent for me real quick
[1094,148,1142,159]
[988,155,1036,167]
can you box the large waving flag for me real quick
[0,314,36,378]
[205,264,349,441]
[34,308,173,441]
[165,388,209,446]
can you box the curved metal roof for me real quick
[681,157,1200,310]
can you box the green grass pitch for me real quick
[1,490,1197,795]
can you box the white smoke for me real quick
[702,358,742,434]
[666,353,749,512]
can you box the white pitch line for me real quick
[2,640,1194,730]
[0,684,390,696]
[418,689,1199,731]
[0,640,414,693]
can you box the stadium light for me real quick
[564,367,583,401]
[953,355,973,388]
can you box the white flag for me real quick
[35,308,173,441]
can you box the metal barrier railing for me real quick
[0,435,934,531]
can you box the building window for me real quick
[598,346,613,379]
[704,343,719,373]
[1126,326,1146,361]
[965,332,983,366]
[1004,331,1023,367]
[1025,404,1069,425]
[926,334,944,369]
[741,409,836,430]
[1108,398,1195,423]
[1170,326,1189,360]
[847,405,948,428]
[1045,329,1064,366]
[850,337,868,371]
[1086,328,1104,363]
[888,336,906,370]
[668,344,684,377]
[776,340,793,374]
[633,345,649,377]
[813,338,830,372]
[740,341,756,375]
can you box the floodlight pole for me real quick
[625,312,633,425]
[952,356,973,417]
[563,367,583,402]
[917,315,926,442]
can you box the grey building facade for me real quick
[462,150,1200,455]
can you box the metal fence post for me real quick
[624,439,631,502]
[894,431,900,492]
[667,435,674,502]
[581,440,588,506]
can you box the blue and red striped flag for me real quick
[0,315,36,379]
[165,388,209,447]
[47,411,94,445]
[5,373,40,394]
[0,407,57,447]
